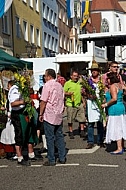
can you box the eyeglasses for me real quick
[111,66,119,68]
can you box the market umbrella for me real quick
[0,49,33,70]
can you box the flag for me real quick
[67,0,75,18]
[0,0,13,18]
[82,1,85,18]
[81,0,90,28]
[77,1,81,18]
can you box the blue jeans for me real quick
[87,121,104,144]
[43,121,66,163]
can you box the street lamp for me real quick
[25,42,37,58]
[31,43,37,58]
[25,42,32,57]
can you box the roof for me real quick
[118,1,126,12]
[86,13,101,33]
[91,0,124,12]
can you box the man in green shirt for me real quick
[64,70,86,139]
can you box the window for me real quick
[2,14,10,34]
[64,35,66,49]
[48,34,51,49]
[70,39,73,52]
[52,37,54,51]
[47,6,49,20]
[23,20,28,41]
[118,18,121,31]
[35,0,39,12]
[36,28,40,46]
[29,0,33,8]
[55,39,58,52]
[66,17,68,26]
[63,10,65,23]
[54,13,57,26]
[44,32,47,48]
[101,18,109,32]
[30,25,34,43]
[75,40,77,53]
[59,5,61,19]
[67,38,69,51]
[43,3,46,18]
[15,16,21,38]
[50,10,53,23]
[59,32,62,48]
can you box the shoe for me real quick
[0,152,6,159]
[29,156,43,162]
[123,147,126,152]
[80,130,85,138]
[17,159,31,166]
[69,132,74,139]
[97,143,106,148]
[86,144,94,149]
[43,161,56,166]
[57,158,67,164]
[38,148,47,154]
[10,155,18,161]
[110,150,124,155]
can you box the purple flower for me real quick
[88,79,96,90]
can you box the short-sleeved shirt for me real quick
[64,80,82,107]
[40,79,64,125]
[8,85,25,111]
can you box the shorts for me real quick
[67,104,86,123]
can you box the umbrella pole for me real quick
[0,71,6,106]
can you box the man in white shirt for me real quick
[8,80,39,166]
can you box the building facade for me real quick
[80,0,126,63]
[12,0,42,58]
[0,8,13,55]
[41,0,58,57]
[57,0,70,54]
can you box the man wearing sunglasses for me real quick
[102,61,123,89]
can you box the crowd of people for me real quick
[1,60,126,166]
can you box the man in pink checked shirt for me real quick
[39,69,66,166]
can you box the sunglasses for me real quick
[111,66,119,68]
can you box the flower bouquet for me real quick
[14,70,35,120]
[81,76,106,123]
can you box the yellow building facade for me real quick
[12,0,42,58]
